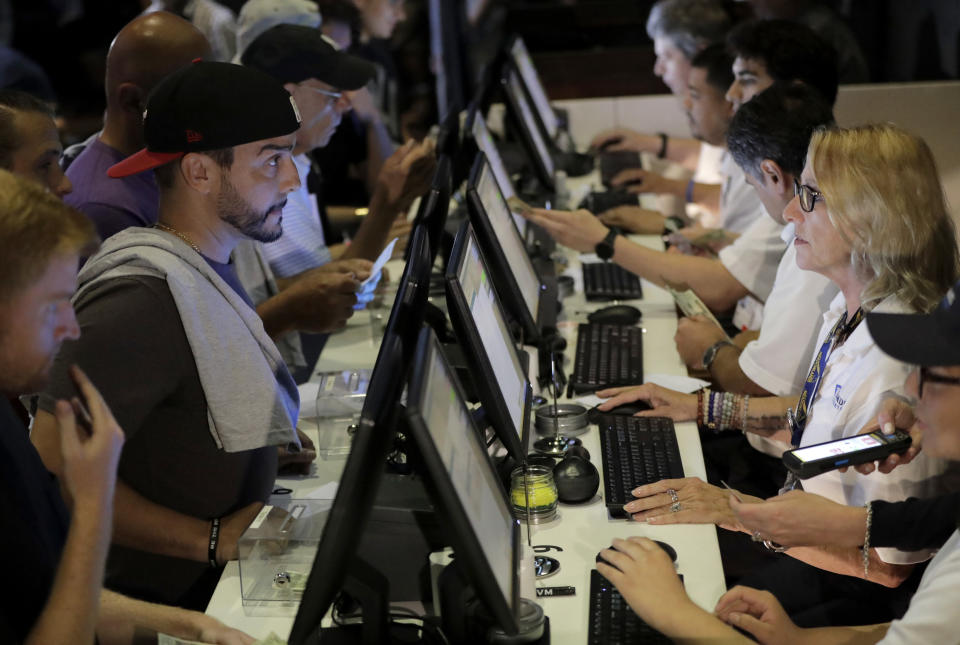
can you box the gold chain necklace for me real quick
[154,222,202,255]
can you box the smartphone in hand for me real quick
[783,430,912,479]
[68,366,94,436]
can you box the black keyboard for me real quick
[588,569,674,644]
[597,414,684,517]
[583,263,643,301]
[570,323,642,394]
[598,150,643,186]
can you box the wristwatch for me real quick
[595,228,619,261]
[702,339,735,369]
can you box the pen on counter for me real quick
[719,479,743,503]
[536,586,576,597]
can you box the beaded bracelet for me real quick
[696,389,707,429]
[862,502,873,579]
[739,394,750,431]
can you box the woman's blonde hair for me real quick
[809,123,959,312]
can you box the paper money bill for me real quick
[661,277,729,337]
[153,629,287,645]
[506,195,536,217]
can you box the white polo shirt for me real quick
[718,152,766,234]
[800,293,955,564]
[739,234,838,457]
[881,529,960,644]
[718,215,788,332]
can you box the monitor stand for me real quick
[438,559,551,644]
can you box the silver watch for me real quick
[702,339,735,369]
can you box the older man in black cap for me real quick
[240,24,436,371]
[241,24,436,281]
[31,61,322,609]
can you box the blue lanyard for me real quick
[790,307,863,447]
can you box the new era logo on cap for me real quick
[108,61,301,178]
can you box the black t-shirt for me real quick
[872,494,960,551]
[0,397,70,642]
[38,274,277,606]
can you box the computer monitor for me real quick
[464,105,527,237]
[500,65,555,192]
[446,222,532,460]
[405,326,521,635]
[466,152,544,344]
[288,227,433,645]
[410,155,452,263]
[507,36,559,143]
[429,0,471,122]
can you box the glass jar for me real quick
[510,465,558,524]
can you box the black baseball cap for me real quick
[867,279,960,366]
[241,24,376,90]
[108,60,301,178]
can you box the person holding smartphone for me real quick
[0,171,252,644]
[596,277,960,645]
[594,124,959,625]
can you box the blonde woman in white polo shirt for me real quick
[598,123,959,624]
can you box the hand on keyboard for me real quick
[623,476,748,531]
[522,207,609,253]
[610,168,684,197]
[596,383,698,421]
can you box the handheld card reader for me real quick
[783,430,912,479]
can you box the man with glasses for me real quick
[240,24,436,372]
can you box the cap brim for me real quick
[867,309,960,366]
[329,54,377,91]
[107,149,184,178]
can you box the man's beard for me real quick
[218,176,285,243]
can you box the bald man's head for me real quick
[105,12,211,110]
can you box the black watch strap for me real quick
[595,228,619,261]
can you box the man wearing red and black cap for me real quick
[31,61,325,609]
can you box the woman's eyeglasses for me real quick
[794,178,824,213]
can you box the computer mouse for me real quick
[653,540,678,562]
[586,401,652,424]
[595,540,677,565]
[587,304,642,326]
[592,137,623,154]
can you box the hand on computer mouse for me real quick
[596,537,692,629]
[588,128,651,154]
[596,383,697,422]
